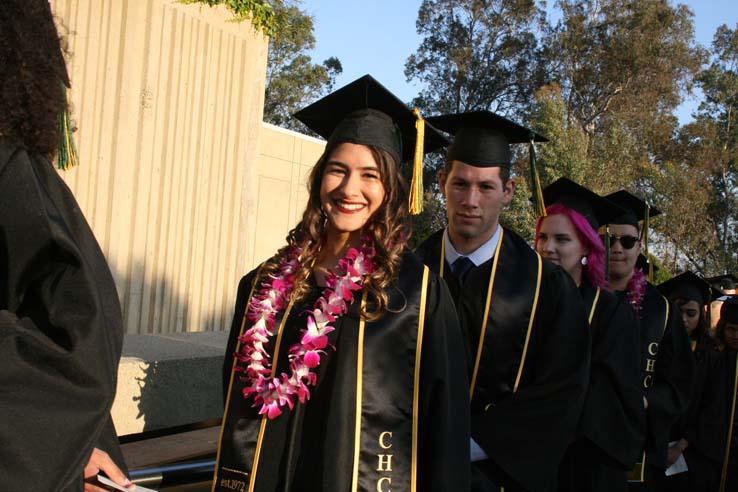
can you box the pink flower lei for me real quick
[626,267,647,316]
[234,241,376,419]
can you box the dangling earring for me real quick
[580,256,588,266]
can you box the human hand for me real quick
[667,444,682,466]
[83,448,133,492]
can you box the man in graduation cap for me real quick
[0,1,131,491]
[414,112,591,492]
[214,76,470,492]
[602,191,694,491]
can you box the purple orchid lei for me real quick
[234,242,376,419]
[627,267,647,316]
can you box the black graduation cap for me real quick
[425,111,547,168]
[604,190,662,228]
[293,75,447,165]
[720,296,738,324]
[658,271,721,306]
[539,177,625,230]
[705,274,738,292]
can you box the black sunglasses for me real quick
[600,234,639,250]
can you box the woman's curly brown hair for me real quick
[0,0,69,157]
[259,141,411,322]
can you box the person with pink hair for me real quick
[535,178,644,492]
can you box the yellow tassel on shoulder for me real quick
[409,108,425,215]
[57,83,79,170]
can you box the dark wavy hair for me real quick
[259,141,410,321]
[0,1,69,157]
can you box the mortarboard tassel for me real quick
[57,83,78,170]
[643,203,652,282]
[409,108,425,215]
[605,225,611,282]
[529,133,546,217]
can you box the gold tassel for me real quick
[57,84,78,170]
[529,135,546,217]
[643,203,652,282]
[409,108,425,215]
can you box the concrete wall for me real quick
[251,123,326,265]
[111,124,326,434]
[51,0,268,335]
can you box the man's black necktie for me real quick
[451,256,474,284]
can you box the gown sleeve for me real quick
[643,299,695,466]
[470,265,591,491]
[417,273,471,491]
[0,145,124,491]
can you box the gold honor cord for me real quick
[588,288,601,325]
[469,229,505,400]
[513,253,543,393]
[411,267,430,491]
[409,108,425,215]
[212,266,264,492]
[249,298,296,491]
[350,291,368,492]
[720,355,738,492]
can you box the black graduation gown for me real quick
[415,228,591,492]
[655,330,720,492]
[0,137,126,491]
[558,280,644,492]
[719,350,738,492]
[622,283,694,482]
[214,251,470,492]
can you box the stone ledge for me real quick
[112,332,229,436]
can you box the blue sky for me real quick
[303,0,738,124]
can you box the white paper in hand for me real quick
[664,442,689,477]
[97,474,158,492]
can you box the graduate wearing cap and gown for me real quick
[0,1,130,490]
[213,75,470,492]
[654,272,723,491]
[602,191,694,491]
[535,178,644,492]
[715,297,738,491]
[414,112,590,492]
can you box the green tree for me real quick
[661,24,738,274]
[405,0,547,116]
[263,0,342,130]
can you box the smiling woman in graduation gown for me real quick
[213,76,470,492]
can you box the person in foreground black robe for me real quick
[603,191,695,492]
[213,75,470,492]
[415,113,591,492]
[535,178,644,492]
[0,2,130,491]
[655,271,722,491]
